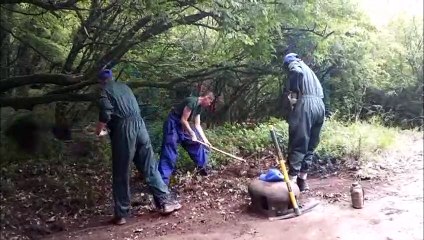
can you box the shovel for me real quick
[269,127,319,220]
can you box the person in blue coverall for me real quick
[95,69,181,225]
[158,91,215,185]
[281,53,325,192]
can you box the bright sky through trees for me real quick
[357,0,423,27]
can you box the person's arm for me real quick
[96,89,113,136]
[194,114,210,147]
[287,66,303,95]
[286,66,303,105]
[181,106,197,141]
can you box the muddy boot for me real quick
[289,175,297,184]
[154,195,182,215]
[110,216,126,225]
[297,178,310,192]
[196,166,208,176]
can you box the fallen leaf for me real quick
[46,216,56,223]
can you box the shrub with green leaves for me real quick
[202,117,398,168]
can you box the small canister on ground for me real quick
[350,182,364,209]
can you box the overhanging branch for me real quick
[90,11,212,76]
[1,63,265,95]
[0,0,84,11]
[0,93,96,110]
[0,61,271,109]
[282,25,335,39]
[0,74,84,92]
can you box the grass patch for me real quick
[201,117,399,168]
[317,117,398,160]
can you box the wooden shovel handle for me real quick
[195,140,246,162]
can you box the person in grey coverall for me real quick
[281,53,325,192]
[95,69,181,225]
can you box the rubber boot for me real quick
[297,173,310,192]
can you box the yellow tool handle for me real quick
[270,127,302,216]
[277,156,300,213]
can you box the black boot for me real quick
[297,178,310,192]
[196,166,208,176]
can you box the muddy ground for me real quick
[34,132,423,240]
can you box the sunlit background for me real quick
[357,0,423,26]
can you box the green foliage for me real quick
[164,116,399,173]
[22,32,68,64]
[204,117,397,168]
[1,0,422,127]
[317,115,397,160]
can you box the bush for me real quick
[316,116,397,161]
[2,115,396,176]
[144,116,399,173]
[203,117,398,168]
[205,118,289,167]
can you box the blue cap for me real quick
[259,168,284,182]
[98,69,112,80]
[283,53,299,65]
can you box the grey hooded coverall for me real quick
[99,79,170,218]
[284,60,325,177]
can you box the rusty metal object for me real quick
[350,182,364,209]
[248,179,300,217]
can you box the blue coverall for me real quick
[158,98,209,185]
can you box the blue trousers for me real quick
[158,113,209,185]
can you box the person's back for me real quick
[299,61,324,98]
[287,60,324,99]
[102,81,141,122]
[171,96,202,122]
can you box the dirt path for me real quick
[45,133,423,240]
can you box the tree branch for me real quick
[1,63,257,95]
[86,14,153,76]
[62,0,103,73]
[0,0,84,11]
[282,26,334,39]
[0,93,96,110]
[46,79,96,94]
[90,11,212,76]
[0,62,271,109]
[189,22,220,31]
[0,73,83,92]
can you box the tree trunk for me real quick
[0,4,14,84]
[14,43,32,97]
